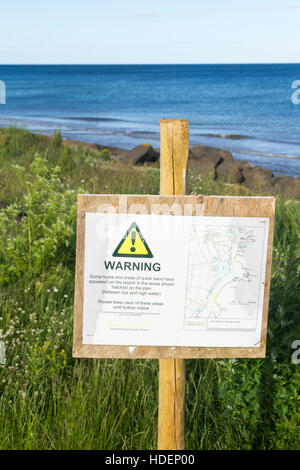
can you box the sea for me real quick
[0,64,300,176]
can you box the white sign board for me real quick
[82,212,269,348]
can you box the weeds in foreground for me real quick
[0,128,299,450]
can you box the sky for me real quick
[0,0,300,64]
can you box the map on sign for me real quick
[184,224,267,333]
[82,213,269,348]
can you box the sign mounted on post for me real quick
[73,194,275,359]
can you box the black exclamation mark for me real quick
[130,230,137,252]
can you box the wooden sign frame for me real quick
[73,193,275,360]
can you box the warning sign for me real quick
[73,195,274,358]
[112,222,153,258]
[80,211,271,349]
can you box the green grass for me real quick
[0,126,299,450]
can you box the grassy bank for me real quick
[0,127,299,450]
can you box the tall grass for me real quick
[0,127,299,450]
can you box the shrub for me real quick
[0,155,78,285]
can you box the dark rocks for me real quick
[188,155,218,176]
[215,160,243,184]
[292,177,300,199]
[234,160,255,171]
[188,145,233,177]
[188,145,244,183]
[241,167,274,191]
[103,139,299,199]
[217,149,234,164]
[280,176,300,199]
[271,174,300,198]
[116,144,159,165]
[272,174,293,196]
[190,145,233,163]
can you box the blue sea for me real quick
[0,64,300,176]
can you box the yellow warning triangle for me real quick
[112,222,153,258]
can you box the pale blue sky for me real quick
[1,0,300,64]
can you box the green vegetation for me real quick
[0,127,299,450]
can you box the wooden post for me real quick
[158,119,189,450]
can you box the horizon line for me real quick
[1,62,300,66]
